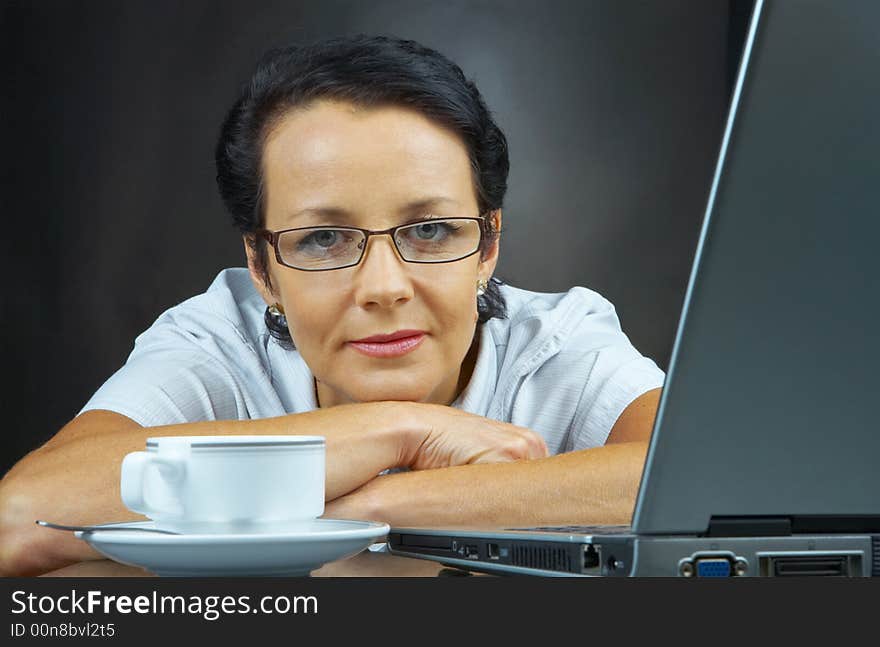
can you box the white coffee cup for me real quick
[120,435,325,534]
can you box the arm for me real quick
[0,402,546,576]
[324,388,662,527]
[0,404,401,576]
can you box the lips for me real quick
[348,330,426,358]
[352,330,426,343]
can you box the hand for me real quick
[399,403,549,471]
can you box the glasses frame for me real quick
[256,214,490,272]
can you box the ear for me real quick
[478,209,502,280]
[243,236,276,306]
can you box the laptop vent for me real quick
[511,544,572,572]
[872,536,880,577]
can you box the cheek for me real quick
[418,271,478,335]
[277,280,342,343]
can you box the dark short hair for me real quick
[215,34,509,348]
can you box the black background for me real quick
[1,0,753,473]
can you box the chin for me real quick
[353,387,433,404]
[347,377,437,404]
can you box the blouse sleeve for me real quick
[78,318,267,427]
[568,351,665,451]
[498,286,665,453]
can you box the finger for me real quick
[537,437,550,458]
[509,427,547,459]
[523,432,549,459]
[470,452,517,465]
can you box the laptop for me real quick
[387,0,880,577]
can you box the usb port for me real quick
[487,543,500,560]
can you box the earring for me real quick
[477,278,489,297]
[267,303,287,326]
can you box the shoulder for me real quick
[78,269,286,425]
[478,281,637,411]
[487,282,625,362]
[135,268,267,353]
[480,282,663,451]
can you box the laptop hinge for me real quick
[706,516,792,537]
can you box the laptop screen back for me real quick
[633,0,880,535]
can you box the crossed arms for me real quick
[0,388,660,576]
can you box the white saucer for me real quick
[76,519,390,577]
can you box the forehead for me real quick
[261,100,478,226]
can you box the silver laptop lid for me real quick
[633,0,880,535]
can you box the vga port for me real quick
[695,557,733,577]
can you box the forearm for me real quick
[325,441,649,527]
[0,402,410,576]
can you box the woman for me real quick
[0,35,664,576]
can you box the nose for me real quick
[352,234,414,309]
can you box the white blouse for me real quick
[81,268,665,453]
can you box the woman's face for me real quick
[249,100,500,407]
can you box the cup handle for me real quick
[120,451,186,517]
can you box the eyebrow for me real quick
[285,197,462,226]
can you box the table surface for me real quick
[40,551,462,577]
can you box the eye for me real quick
[294,229,355,255]
[309,230,339,248]
[413,223,441,240]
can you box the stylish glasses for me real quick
[257,216,487,271]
